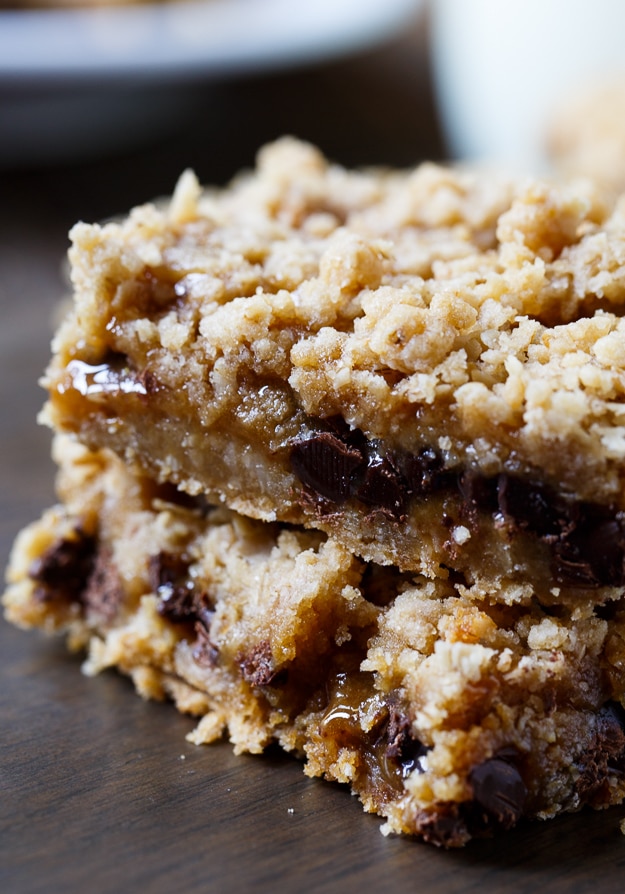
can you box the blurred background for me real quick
[0,0,438,228]
[3,0,625,235]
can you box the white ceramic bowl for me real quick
[430,0,625,172]
[0,0,423,165]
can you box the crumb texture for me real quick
[43,139,625,583]
[5,437,625,845]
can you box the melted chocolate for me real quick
[290,425,418,520]
[149,551,215,655]
[357,451,407,519]
[290,431,362,502]
[497,475,571,539]
[553,512,625,587]
[468,753,527,830]
[383,702,428,777]
[29,530,96,604]
[289,419,625,588]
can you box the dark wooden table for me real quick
[3,11,625,893]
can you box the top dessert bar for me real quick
[43,138,625,596]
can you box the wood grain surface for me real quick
[2,13,625,893]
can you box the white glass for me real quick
[431,0,625,171]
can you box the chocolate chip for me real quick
[290,431,363,502]
[497,474,574,539]
[383,703,428,776]
[239,640,286,687]
[149,552,195,622]
[459,470,497,521]
[157,584,197,622]
[594,599,620,621]
[148,552,186,590]
[192,622,219,667]
[149,551,213,631]
[469,754,527,830]
[575,702,625,804]
[554,511,625,588]
[415,804,469,848]
[402,446,447,496]
[151,482,212,513]
[82,547,124,624]
[29,531,96,604]
[356,451,407,519]
[589,517,625,586]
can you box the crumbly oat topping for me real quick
[48,138,625,510]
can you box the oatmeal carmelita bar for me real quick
[42,138,625,595]
[5,436,625,846]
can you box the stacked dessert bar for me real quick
[5,138,625,846]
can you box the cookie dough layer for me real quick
[42,139,625,587]
[5,437,625,846]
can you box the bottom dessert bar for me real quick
[4,436,625,846]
